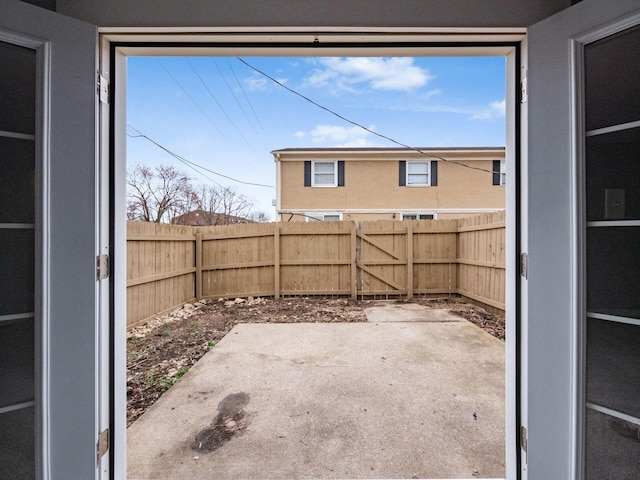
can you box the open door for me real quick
[526,1,640,478]
[0,2,110,479]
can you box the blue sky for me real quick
[127,56,506,219]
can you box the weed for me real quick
[144,372,156,387]
[159,367,190,391]
[206,340,218,349]
[159,375,174,391]
[174,366,189,379]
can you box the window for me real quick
[304,161,345,187]
[493,160,506,186]
[399,160,438,186]
[306,212,342,222]
[401,213,436,220]
[407,161,429,185]
[314,161,336,186]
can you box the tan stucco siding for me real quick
[279,157,505,212]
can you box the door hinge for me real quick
[97,254,110,280]
[520,425,528,453]
[97,428,109,462]
[520,252,528,279]
[98,74,109,105]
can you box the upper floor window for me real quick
[313,161,336,186]
[399,160,437,186]
[304,161,345,187]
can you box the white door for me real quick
[526,1,640,479]
[0,2,107,479]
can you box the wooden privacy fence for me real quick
[126,212,505,327]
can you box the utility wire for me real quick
[236,56,501,176]
[127,125,275,188]
[212,59,270,149]
[157,60,224,137]
[186,59,260,158]
[228,59,272,146]
[158,60,262,170]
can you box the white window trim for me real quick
[305,212,342,222]
[311,160,338,187]
[406,160,431,186]
[500,160,507,186]
[401,212,437,220]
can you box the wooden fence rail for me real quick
[126,212,505,327]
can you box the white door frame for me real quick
[100,29,524,479]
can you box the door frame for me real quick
[100,28,525,479]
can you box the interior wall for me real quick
[57,0,571,28]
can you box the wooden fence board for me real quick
[126,212,506,327]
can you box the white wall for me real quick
[58,0,571,28]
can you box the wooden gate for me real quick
[356,221,409,296]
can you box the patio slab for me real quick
[127,313,505,479]
[364,302,465,323]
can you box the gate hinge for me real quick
[97,254,110,280]
[520,425,528,453]
[97,428,109,462]
[98,74,109,105]
[520,252,528,279]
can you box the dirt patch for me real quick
[126,296,503,426]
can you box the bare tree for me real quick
[127,164,193,223]
[127,164,270,224]
[173,184,268,225]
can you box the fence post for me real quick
[274,223,280,299]
[350,221,357,299]
[195,231,203,300]
[406,223,413,299]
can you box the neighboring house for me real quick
[3,1,637,479]
[273,147,505,221]
[171,209,251,226]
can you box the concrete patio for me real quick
[127,303,505,479]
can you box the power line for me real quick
[228,59,272,146]
[127,125,275,189]
[157,60,224,136]
[158,60,262,170]
[186,59,260,158]
[236,56,500,177]
[212,59,270,149]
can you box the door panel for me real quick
[527,1,640,479]
[0,38,37,480]
[0,1,100,479]
[583,23,640,480]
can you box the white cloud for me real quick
[304,57,433,93]
[470,99,506,120]
[244,76,267,91]
[418,89,442,100]
[304,123,377,147]
[294,131,306,138]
